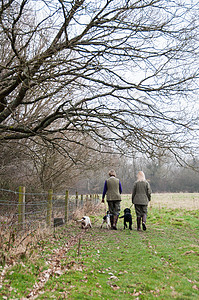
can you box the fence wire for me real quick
[0,188,99,232]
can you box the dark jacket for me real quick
[132,180,151,205]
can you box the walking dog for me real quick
[119,208,132,230]
[77,216,92,229]
[100,211,111,229]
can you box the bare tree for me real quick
[0,0,198,164]
[28,133,114,191]
[0,140,36,189]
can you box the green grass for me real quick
[0,195,199,299]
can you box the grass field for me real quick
[0,193,199,299]
[123,193,199,210]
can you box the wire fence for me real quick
[0,187,100,232]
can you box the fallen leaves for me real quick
[109,283,120,290]
[24,232,86,299]
[108,275,119,281]
[192,285,199,290]
[107,273,120,290]
[132,290,142,296]
[67,261,84,272]
[182,250,199,256]
[26,257,85,298]
[118,270,128,275]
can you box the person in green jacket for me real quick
[102,169,122,230]
[132,171,151,231]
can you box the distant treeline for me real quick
[76,158,199,194]
[1,139,198,195]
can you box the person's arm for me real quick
[119,181,122,194]
[146,182,152,201]
[132,182,136,203]
[102,180,107,203]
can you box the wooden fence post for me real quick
[86,194,89,207]
[18,186,25,230]
[47,189,53,227]
[76,191,78,208]
[81,194,83,207]
[65,190,69,224]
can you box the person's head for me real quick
[109,169,116,177]
[137,171,146,181]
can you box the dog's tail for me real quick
[119,215,124,219]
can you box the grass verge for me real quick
[0,204,199,299]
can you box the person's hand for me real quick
[102,198,104,203]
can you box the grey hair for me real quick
[137,171,146,181]
[109,169,116,177]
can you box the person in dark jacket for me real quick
[132,171,151,231]
[102,169,122,230]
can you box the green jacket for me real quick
[106,177,121,201]
[132,180,151,205]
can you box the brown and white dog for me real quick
[77,216,92,229]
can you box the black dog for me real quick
[119,208,132,230]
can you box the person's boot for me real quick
[142,214,147,231]
[112,215,118,230]
[137,217,141,231]
[110,215,114,229]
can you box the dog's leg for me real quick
[124,221,127,229]
[101,219,106,228]
[129,221,132,230]
[106,215,111,229]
